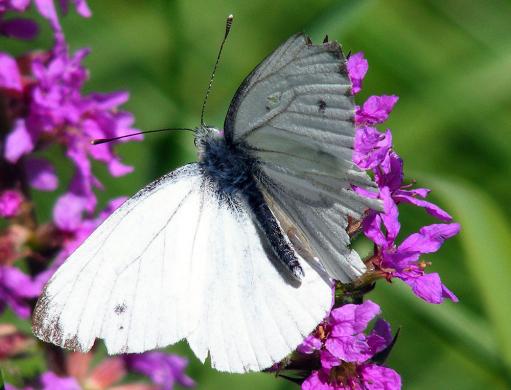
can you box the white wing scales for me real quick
[33,164,332,373]
[224,34,380,282]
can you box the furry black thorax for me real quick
[198,135,258,198]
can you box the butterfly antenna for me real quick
[200,14,234,126]
[90,127,194,145]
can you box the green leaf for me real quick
[0,367,5,390]
[420,175,511,371]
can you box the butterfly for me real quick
[33,18,379,373]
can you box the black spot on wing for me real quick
[318,99,327,113]
[114,303,127,315]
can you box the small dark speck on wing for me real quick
[114,303,127,315]
[318,99,327,113]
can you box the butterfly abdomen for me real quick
[200,135,304,281]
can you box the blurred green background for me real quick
[4,0,511,388]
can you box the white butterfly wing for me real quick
[224,34,380,282]
[33,163,332,373]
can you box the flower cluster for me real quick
[349,52,460,304]
[300,301,400,390]
[5,352,194,390]
[281,51,460,389]
[0,2,193,389]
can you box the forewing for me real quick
[224,33,380,282]
[33,163,332,372]
[33,164,204,354]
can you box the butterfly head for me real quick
[194,125,224,156]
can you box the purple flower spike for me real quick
[0,190,23,218]
[125,352,195,390]
[347,52,368,94]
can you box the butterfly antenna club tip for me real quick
[200,14,234,126]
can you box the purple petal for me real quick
[59,0,91,17]
[0,266,39,318]
[366,333,388,355]
[0,0,31,12]
[108,158,133,177]
[371,319,393,346]
[401,272,457,304]
[53,191,88,231]
[362,212,387,247]
[360,364,402,390]
[398,223,460,255]
[394,191,452,222]
[353,127,392,170]
[0,190,23,218]
[302,370,335,390]
[325,335,373,363]
[4,119,34,163]
[26,158,59,191]
[355,95,399,125]
[1,266,39,298]
[330,301,381,337]
[320,348,341,369]
[126,352,195,389]
[40,372,81,390]
[34,0,62,32]
[0,18,39,40]
[0,52,22,91]
[347,52,368,94]
[298,334,322,354]
[376,152,403,191]
[380,187,400,244]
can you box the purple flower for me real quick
[355,95,399,125]
[0,189,23,218]
[347,52,368,94]
[375,152,453,222]
[381,223,461,304]
[353,126,392,170]
[299,301,400,389]
[2,43,138,229]
[323,301,387,364]
[40,372,81,390]
[0,265,40,318]
[125,352,195,390]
